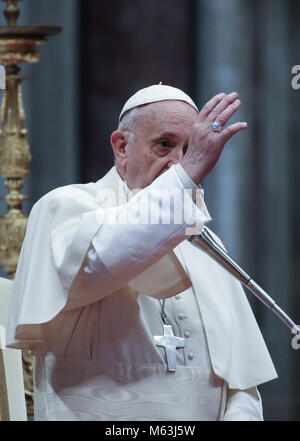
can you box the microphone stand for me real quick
[189,227,300,337]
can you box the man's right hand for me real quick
[181,92,247,186]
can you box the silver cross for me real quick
[154,324,185,372]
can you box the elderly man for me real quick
[6,84,277,421]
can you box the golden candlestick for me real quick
[0,0,61,419]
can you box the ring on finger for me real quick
[211,121,223,133]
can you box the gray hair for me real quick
[117,105,150,143]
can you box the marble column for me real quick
[195,0,299,421]
[80,0,194,183]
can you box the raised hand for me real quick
[181,92,247,185]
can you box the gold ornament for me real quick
[0,0,61,420]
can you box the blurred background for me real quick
[0,0,299,421]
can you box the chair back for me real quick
[0,277,27,421]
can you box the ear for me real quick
[110,130,128,167]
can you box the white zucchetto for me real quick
[119,83,199,120]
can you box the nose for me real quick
[166,146,186,168]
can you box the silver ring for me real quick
[211,121,222,132]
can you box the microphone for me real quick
[189,227,300,337]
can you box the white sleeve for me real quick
[174,162,199,190]
[222,387,264,421]
[86,164,211,294]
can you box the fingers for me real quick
[207,92,239,124]
[221,121,247,143]
[198,93,226,120]
[213,98,241,128]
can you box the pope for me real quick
[6,84,277,421]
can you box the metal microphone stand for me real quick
[189,227,300,337]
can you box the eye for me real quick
[151,138,174,157]
[158,139,171,148]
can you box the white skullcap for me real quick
[119,83,198,120]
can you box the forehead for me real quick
[135,100,198,135]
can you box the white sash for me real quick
[34,354,226,421]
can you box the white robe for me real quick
[6,164,277,421]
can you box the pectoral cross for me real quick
[154,324,185,372]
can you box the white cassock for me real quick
[6,163,277,421]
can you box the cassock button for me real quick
[188,352,194,360]
[178,313,185,320]
[184,330,191,338]
[175,295,182,300]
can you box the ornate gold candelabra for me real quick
[0,0,61,419]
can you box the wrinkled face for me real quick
[111,100,198,190]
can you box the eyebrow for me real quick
[151,132,179,141]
